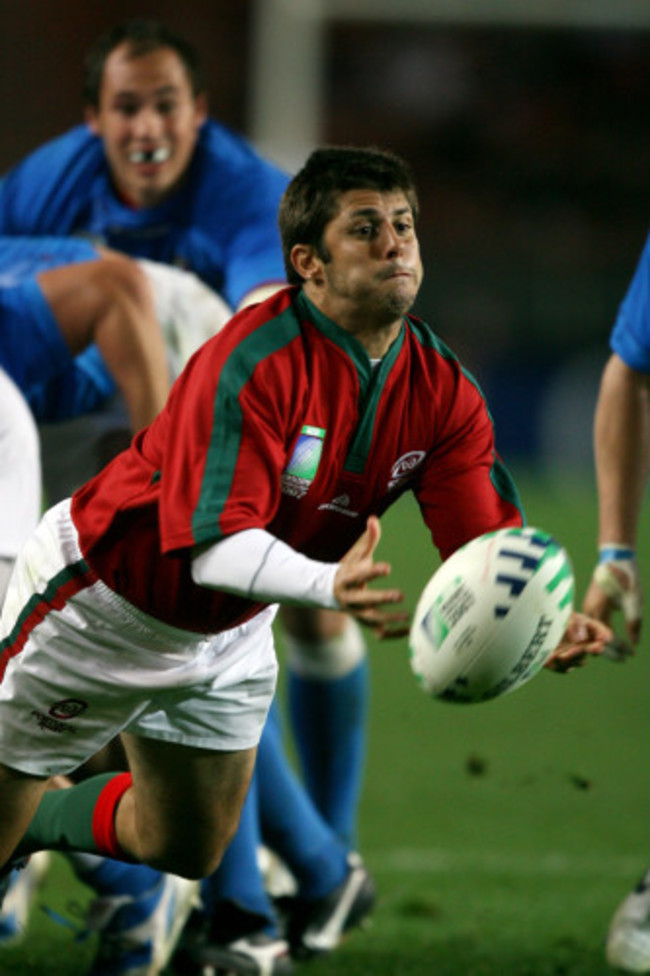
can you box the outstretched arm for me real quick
[582,353,650,646]
[191,516,408,638]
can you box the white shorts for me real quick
[0,499,278,777]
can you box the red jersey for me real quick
[72,287,523,633]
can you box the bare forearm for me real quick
[594,353,650,547]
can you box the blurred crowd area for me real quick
[1,3,648,469]
[326,23,650,468]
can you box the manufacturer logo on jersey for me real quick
[388,450,426,491]
[317,493,358,517]
[281,425,326,499]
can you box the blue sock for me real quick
[288,659,368,847]
[257,704,348,901]
[200,778,277,935]
[69,853,162,897]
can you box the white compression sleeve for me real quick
[191,528,340,609]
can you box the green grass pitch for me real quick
[2,468,649,974]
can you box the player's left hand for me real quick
[335,516,410,639]
[544,610,614,674]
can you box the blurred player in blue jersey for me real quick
[582,230,650,974]
[0,19,374,974]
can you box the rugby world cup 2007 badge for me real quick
[281,425,326,499]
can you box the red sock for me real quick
[91,772,135,861]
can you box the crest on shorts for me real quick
[48,698,88,720]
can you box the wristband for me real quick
[598,545,636,564]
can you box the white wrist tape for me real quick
[593,549,642,623]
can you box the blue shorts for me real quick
[0,237,116,420]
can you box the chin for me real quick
[388,286,417,317]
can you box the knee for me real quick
[283,612,367,679]
[94,252,153,311]
[136,818,237,880]
[142,833,230,880]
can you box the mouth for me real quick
[382,266,414,281]
[128,147,171,165]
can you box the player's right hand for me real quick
[334,516,409,639]
[582,550,642,654]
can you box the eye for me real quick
[114,102,139,117]
[156,99,177,116]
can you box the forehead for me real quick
[332,188,413,221]
[100,44,193,97]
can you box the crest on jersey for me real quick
[388,450,426,491]
[281,425,326,499]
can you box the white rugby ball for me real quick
[409,526,574,704]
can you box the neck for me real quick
[351,321,402,359]
[303,286,404,358]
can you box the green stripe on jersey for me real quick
[296,292,406,474]
[192,306,301,542]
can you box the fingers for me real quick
[565,610,611,646]
[602,635,635,663]
[545,610,616,674]
[581,579,614,626]
[582,557,642,655]
[350,608,411,640]
[335,516,411,638]
[340,515,382,566]
[592,560,642,634]
[627,618,642,645]
[545,651,587,674]
[335,572,404,616]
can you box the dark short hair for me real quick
[83,18,205,106]
[278,145,419,285]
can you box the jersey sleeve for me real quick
[158,296,300,554]
[0,127,99,235]
[414,362,524,561]
[610,232,650,374]
[196,127,290,309]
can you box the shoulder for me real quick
[191,288,300,374]
[7,125,102,177]
[219,287,301,357]
[405,314,489,404]
[0,125,105,231]
[405,314,460,364]
[196,119,290,188]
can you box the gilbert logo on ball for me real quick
[409,527,574,704]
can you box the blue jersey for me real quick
[610,232,650,373]
[0,120,289,311]
[0,120,289,422]
[0,236,112,421]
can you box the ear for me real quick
[194,92,208,128]
[290,244,322,283]
[84,105,101,135]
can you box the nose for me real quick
[378,222,402,257]
[131,107,164,141]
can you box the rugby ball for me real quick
[409,526,574,704]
